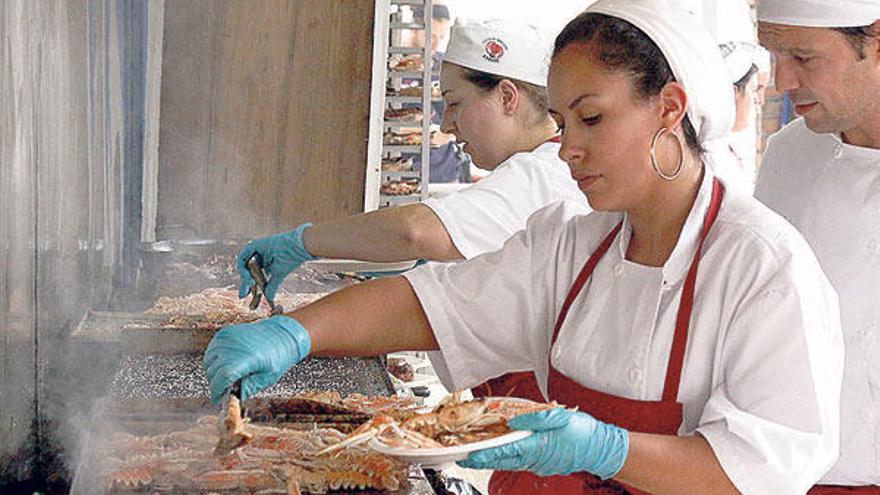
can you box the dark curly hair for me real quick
[552,12,702,153]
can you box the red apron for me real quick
[809,486,880,494]
[488,179,724,494]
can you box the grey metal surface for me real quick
[71,405,436,495]
[110,354,395,402]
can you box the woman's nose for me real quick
[558,135,584,164]
[439,109,454,134]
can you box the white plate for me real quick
[368,429,532,467]
[305,259,419,274]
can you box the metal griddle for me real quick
[70,401,437,495]
[69,244,432,493]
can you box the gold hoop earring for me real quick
[649,127,684,181]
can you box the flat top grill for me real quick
[110,354,396,402]
[68,247,437,493]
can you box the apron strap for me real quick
[550,221,623,344]
[662,179,724,401]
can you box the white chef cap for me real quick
[443,18,552,87]
[719,42,756,85]
[751,44,772,74]
[583,0,734,142]
[758,0,880,28]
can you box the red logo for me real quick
[482,38,507,62]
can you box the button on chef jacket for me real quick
[422,141,590,259]
[756,118,880,487]
[405,167,844,495]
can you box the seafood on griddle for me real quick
[144,286,325,329]
[259,390,421,419]
[100,415,408,494]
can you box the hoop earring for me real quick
[649,127,684,181]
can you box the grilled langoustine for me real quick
[100,415,408,494]
[318,391,562,455]
[213,393,252,455]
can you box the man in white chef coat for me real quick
[755,1,880,492]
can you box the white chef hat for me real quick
[751,44,772,74]
[758,0,880,28]
[584,0,734,142]
[719,42,756,85]
[443,18,552,87]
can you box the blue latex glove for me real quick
[203,315,311,404]
[237,223,316,301]
[458,408,629,479]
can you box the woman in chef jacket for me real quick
[234,18,588,301]
[205,1,843,494]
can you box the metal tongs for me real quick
[245,252,284,316]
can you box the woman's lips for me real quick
[794,101,818,115]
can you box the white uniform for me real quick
[756,118,880,486]
[422,141,589,259]
[406,168,844,495]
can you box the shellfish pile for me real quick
[320,392,560,454]
[101,416,408,494]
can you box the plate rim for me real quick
[368,428,532,459]
[304,258,419,273]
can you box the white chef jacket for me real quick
[405,167,844,495]
[422,141,590,259]
[756,118,880,486]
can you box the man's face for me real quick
[758,22,880,136]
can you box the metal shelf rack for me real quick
[379,0,434,208]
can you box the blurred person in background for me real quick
[756,0,880,492]
[401,2,472,183]
[713,41,770,192]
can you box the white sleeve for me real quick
[422,155,584,259]
[696,258,843,495]
[403,203,576,391]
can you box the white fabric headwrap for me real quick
[758,0,880,28]
[444,18,552,87]
[719,42,756,84]
[585,0,735,143]
[751,44,771,74]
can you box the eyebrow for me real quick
[568,93,597,109]
[441,89,454,96]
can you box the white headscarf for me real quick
[444,18,552,87]
[584,0,735,143]
[719,42,756,85]
[758,0,880,28]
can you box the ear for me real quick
[865,20,880,64]
[498,79,520,116]
[658,81,688,131]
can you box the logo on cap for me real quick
[482,38,507,63]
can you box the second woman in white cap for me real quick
[232,18,588,300]
[204,1,843,493]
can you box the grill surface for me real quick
[110,354,395,402]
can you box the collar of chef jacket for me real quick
[826,131,880,162]
[616,165,718,288]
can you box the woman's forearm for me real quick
[614,433,740,495]
[303,204,464,262]
[291,276,439,357]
